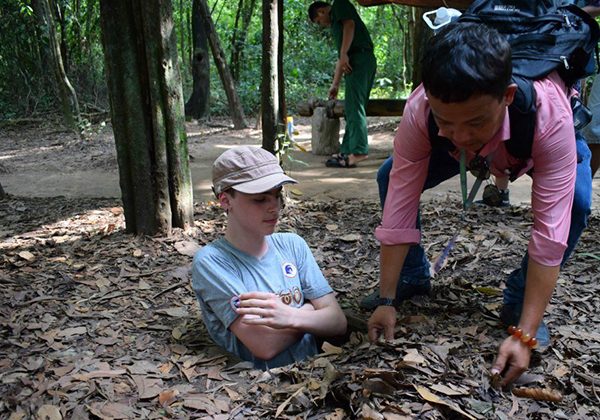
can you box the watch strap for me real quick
[376,297,397,307]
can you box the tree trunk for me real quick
[32,0,80,130]
[261,0,279,153]
[277,0,286,127]
[185,0,210,120]
[230,0,256,82]
[197,0,247,129]
[52,1,69,73]
[230,0,245,81]
[99,0,193,235]
[410,7,431,88]
[0,181,6,199]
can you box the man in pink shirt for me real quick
[366,23,592,386]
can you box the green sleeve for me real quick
[331,0,358,24]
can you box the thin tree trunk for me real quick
[32,0,80,130]
[73,0,83,65]
[179,0,185,69]
[198,0,247,129]
[185,0,210,119]
[0,181,6,199]
[411,7,430,88]
[391,6,408,92]
[230,0,256,82]
[99,0,193,235]
[240,0,256,76]
[230,0,244,82]
[277,0,285,127]
[187,6,193,68]
[261,0,279,153]
[53,1,69,73]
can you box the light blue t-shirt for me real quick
[191,232,333,369]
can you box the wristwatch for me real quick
[375,297,397,308]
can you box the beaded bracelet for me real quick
[507,325,538,349]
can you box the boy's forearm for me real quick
[232,321,303,360]
[291,303,347,336]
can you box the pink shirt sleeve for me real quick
[375,85,431,245]
[527,74,576,266]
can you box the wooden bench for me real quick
[297,98,406,155]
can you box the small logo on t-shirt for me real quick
[282,262,297,278]
[279,286,303,306]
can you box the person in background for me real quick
[191,146,347,370]
[309,0,377,168]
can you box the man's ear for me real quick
[504,84,518,106]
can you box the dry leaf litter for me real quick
[1,191,599,419]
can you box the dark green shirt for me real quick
[330,0,373,55]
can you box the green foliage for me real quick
[0,0,413,120]
[203,0,412,116]
[0,0,106,119]
[0,0,53,118]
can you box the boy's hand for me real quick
[236,292,296,329]
[491,336,531,387]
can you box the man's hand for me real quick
[367,305,397,342]
[235,292,296,329]
[338,53,352,75]
[328,83,339,100]
[491,336,532,387]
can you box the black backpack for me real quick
[429,0,600,166]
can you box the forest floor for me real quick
[1,119,599,419]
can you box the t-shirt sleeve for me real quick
[287,234,333,301]
[191,246,246,329]
[332,0,358,22]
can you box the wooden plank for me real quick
[357,0,472,10]
[297,98,406,117]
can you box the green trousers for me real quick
[341,51,376,156]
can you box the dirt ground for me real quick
[1,120,600,418]
[4,117,599,205]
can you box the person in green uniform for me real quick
[309,0,377,168]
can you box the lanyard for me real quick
[431,149,490,275]
[459,149,489,210]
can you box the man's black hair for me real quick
[421,22,512,103]
[308,1,330,22]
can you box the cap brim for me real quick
[231,173,297,194]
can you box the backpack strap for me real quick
[427,76,537,181]
[505,76,536,161]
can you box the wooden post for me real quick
[311,107,340,156]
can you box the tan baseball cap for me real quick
[212,146,297,195]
